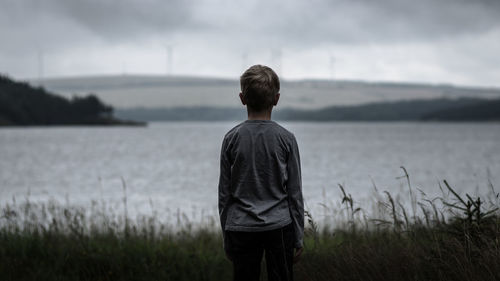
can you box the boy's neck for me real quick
[247,108,272,120]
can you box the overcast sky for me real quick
[1,0,500,87]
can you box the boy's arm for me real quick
[287,135,304,249]
[218,138,232,249]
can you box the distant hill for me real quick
[115,98,500,122]
[0,75,144,126]
[275,98,500,121]
[35,75,500,109]
[422,99,500,121]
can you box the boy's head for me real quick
[240,65,280,112]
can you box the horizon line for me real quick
[6,72,500,91]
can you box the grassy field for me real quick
[1,170,499,281]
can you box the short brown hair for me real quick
[240,65,280,112]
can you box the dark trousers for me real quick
[225,223,295,281]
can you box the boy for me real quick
[218,65,304,281]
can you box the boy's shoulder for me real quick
[223,120,296,142]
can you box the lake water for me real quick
[1,122,499,224]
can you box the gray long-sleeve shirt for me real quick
[218,119,304,248]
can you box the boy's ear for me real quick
[239,92,246,105]
[273,93,280,106]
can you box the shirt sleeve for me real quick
[218,137,232,249]
[287,135,304,248]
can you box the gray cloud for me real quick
[192,0,500,48]
[55,0,192,39]
[1,0,499,86]
[3,0,499,48]
[0,0,192,53]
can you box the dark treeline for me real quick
[277,98,500,121]
[0,75,143,126]
[422,99,500,121]
[115,98,500,122]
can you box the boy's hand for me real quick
[293,247,303,264]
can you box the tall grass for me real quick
[299,169,499,281]
[1,169,499,281]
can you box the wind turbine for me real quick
[37,48,44,87]
[165,44,174,76]
[241,52,249,72]
[35,0,45,87]
[330,54,336,82]
[271,48,282,77]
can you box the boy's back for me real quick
[219,119,303,244]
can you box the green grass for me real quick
[1,169,499,281]
[0,202,230,281]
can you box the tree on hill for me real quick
[0,75,138,126]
